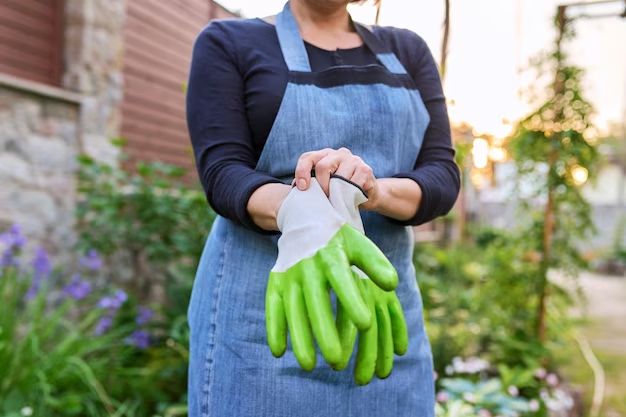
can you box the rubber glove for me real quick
[266,178,399,371]
[328,175,409,386]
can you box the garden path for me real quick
[574,272,626,417]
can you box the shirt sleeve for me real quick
[391,31,461,226]
[186,22,283,234]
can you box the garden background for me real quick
[0,0,625,416]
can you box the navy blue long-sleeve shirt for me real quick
[186,18,460,233]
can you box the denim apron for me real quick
[188,3,434,416]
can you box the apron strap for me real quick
[276,2,312,72]
[275,1,408,75]
[353,23,409,75]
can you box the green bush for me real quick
[416,226,572,376]
[75,146,215,301]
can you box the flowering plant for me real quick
[435,357,574,417]
[0,224,154,416]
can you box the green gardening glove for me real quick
[266,178,399,371]
[328,175,409,385]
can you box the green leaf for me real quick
[110,137,128,147]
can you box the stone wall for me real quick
[64,0,127,165]
[0,83,80,250]
[0,0,127,256]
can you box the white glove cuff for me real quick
[273,178,346,272]
[328,175,368,234]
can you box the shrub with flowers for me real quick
[434,357,575,417]
[0,224,156,416]
[74,149,216,414]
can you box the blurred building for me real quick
[464,130,626,254]
[0,0,237,251]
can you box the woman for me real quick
[185,0,460,415]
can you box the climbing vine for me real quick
[508,10,602,342]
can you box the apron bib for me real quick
[188,3,434,416]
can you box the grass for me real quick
[555,317,626,417]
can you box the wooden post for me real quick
[375,0,382,25]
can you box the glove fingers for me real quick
[375,304,394,379]
[285,282,316,371]
[333,272,362,371]
[321,250,372,330]
[355,324,378,386]
[302,271,342,366]
[389,296,409,356]
[333,299,358,371]
[266,275,287,358]
[354,279,377,386]
[342,226,398,292]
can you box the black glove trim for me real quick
[289,170,368,199]
[329,174,368,199]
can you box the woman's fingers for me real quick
[294,149,332,190]
[349,163,375,191]
[295,148,376,196]
[333,158,359,183]
[314,148,352,195]
[314,154,344,196]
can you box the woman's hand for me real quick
[294,147,424,222]
[294,148,381,211]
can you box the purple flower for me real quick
[1,224,25,271]
[24,283,41,300]
[114,289,128,303]
[0,224,26,248]
[436,392,448,403]
[1,248,14,267]
[529,399,540,412]
[80,249,102,271]
[534,367,547,379]
[32,247,51,280]
[24,247,51,300]
[97,297,114,309]
[136,306,153,325]
[97,289,128,310]
[64,273,92,300]
[126,329,151,349]
[507,385,519,397]
[546,373,559,387]
[94,289,127,335]
[94,316,113,335]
